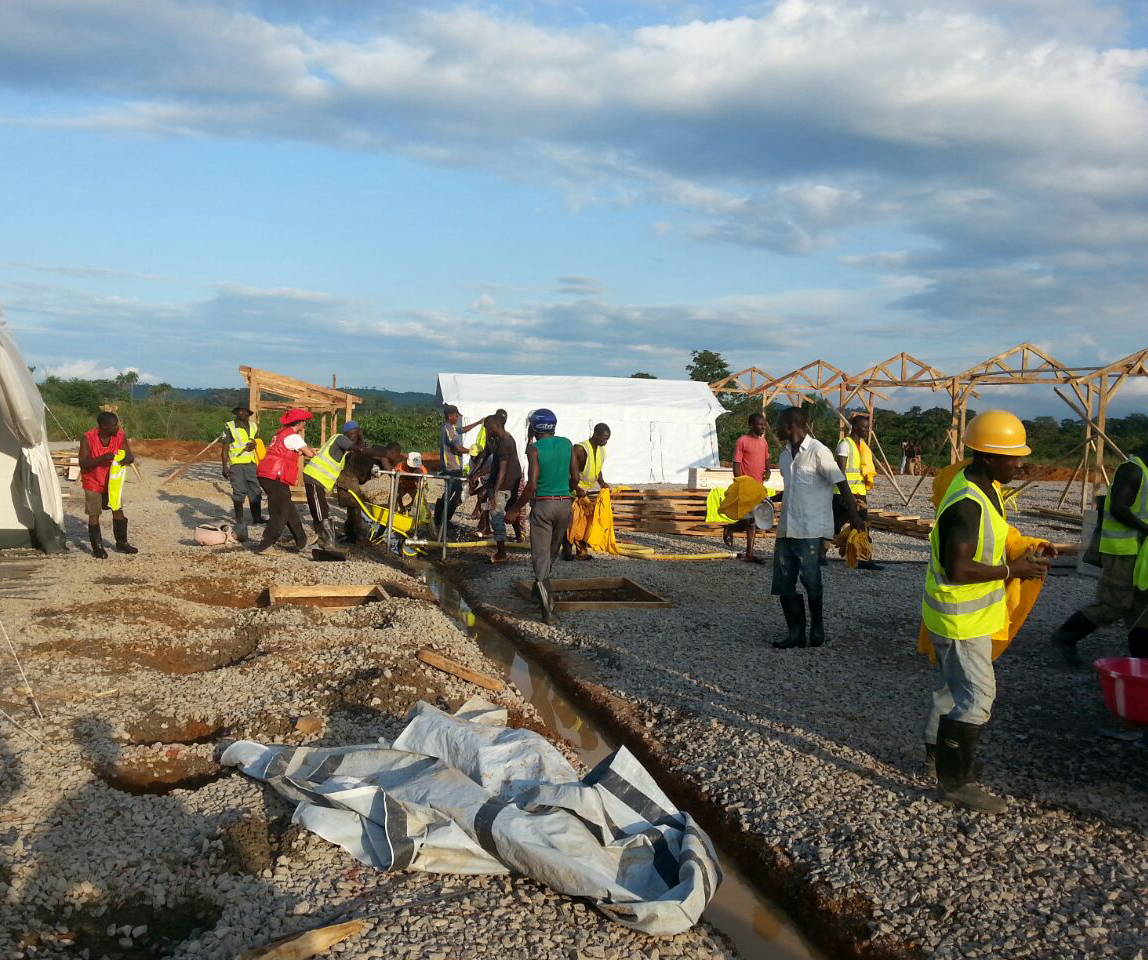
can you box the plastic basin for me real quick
[1094,657,1148,726]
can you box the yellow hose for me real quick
[408,540,531,549]
[615,542,735,561]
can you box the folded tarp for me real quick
[222,698,721,935]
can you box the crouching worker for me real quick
[506,409,578,624]
[921,411,1049,814]
[79,412,138,558]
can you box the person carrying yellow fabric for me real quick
[722,413,774,563]
[834,413,882,571]
[917,411,1053,814]
[566,423,612,559]
[1047,441,1148,666]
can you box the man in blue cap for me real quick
[303,421,365,544]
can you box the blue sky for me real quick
[2,0,1148,414]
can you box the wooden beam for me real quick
[416,648,504,692]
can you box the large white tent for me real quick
[0,320,66,551]
[435,373,725,484]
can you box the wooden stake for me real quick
[160,438,221,486]
[416,648,504,692]
[1,619,43,720]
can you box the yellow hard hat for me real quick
[964,410,1031,456]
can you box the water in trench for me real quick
[412,561,821,960]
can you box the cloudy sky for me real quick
[3,0,1148,408]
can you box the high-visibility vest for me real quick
[921,469,1009,640]
[577,440,605,491]
[841,437,866,495]
[106,450,127,510]
[225,420,259,465]
[469,425,487,460]
[1100,456,1148,556]
[302,434,348,492]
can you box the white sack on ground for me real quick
[222,698,721,935]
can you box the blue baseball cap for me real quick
[342,421,360,433]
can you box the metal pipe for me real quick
[384,470,397,551]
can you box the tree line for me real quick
[37,355,1148,464]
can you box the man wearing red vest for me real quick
[79,411,138,558]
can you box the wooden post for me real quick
[1095,373,1109,487]
[1080,383,1093,515]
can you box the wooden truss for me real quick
[239,365,362,447]
[710,343,1148,512]
[708,366,774,395]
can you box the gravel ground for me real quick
[0,459,736,960]
[451,477,1148,960]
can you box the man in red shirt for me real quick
[723,413,772,563]
[78,411,138,558]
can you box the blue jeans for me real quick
[770,537,823,600]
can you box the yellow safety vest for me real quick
[302,434,348,492]
[577,440,605,491]
[1100,456,1148,556]
[922,469,1009,640]
[468,425,487,461]
[225,420,259,465]
[107,450,127,511]
[841,437,866,495]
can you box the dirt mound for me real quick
[124,712,227,745]
[163,575,264,608]
[131,439,218,461]
[95,747,226,795]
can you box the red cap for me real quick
[280,408,313,425]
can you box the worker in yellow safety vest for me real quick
[222,405,265,525]
[566,423,611,560]
[1049,441,1148,665]
[921,410,1050,814]
[302,421,364,544]
[833,413,882,571]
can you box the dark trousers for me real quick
[771,537,824,600]
[832,493,868,534]
[304,479,330,525]
[258,477,306,549]
[434,470,464,529]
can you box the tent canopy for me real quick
[435,373,724,484]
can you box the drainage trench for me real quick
[410,560,821,960]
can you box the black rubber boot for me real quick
[112,518,138,555]
[88,525,108,559]
[808,595,826,647]
[561,540,574,562]
[1128,628,1148,658]
[858,559,885,571]
[233,499,245,523]
[250,499,266,524]
[773,596,807,649]
[536,581,556,625]
[1049,611,1098,668]
[925,742,937,779]
[935,716,1006,814]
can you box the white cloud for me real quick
[37,360,159,382]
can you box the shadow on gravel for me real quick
[156,488,234,532]
[8,717,299,958]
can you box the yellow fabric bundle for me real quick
[1135,537,1148,591]
[718,475,768,519]
[858,439,877,491]
[566,487,619,554]
[705,486,736,523]
[837,528,872,568]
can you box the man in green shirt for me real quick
[506,408,579,624]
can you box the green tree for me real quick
[686,350,731,384]
[630,372,657,379]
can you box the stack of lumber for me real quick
[611,489,735,538]
[51,451,80,481]
[866,509,933,540]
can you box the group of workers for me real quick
[76,397,1148,817]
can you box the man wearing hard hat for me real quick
[922,411,1049,814]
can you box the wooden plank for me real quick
[416,648,504,692]
[269,584,385,602]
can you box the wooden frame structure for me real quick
[711,343,1148,512]
[239,366,362,446]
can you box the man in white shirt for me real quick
[772,407,865,649]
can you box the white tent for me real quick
[436,373,725,484]
[0,320,66,551]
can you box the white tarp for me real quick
[435,373,725,485]
[222,699,721,935]
[0,316,66,551]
